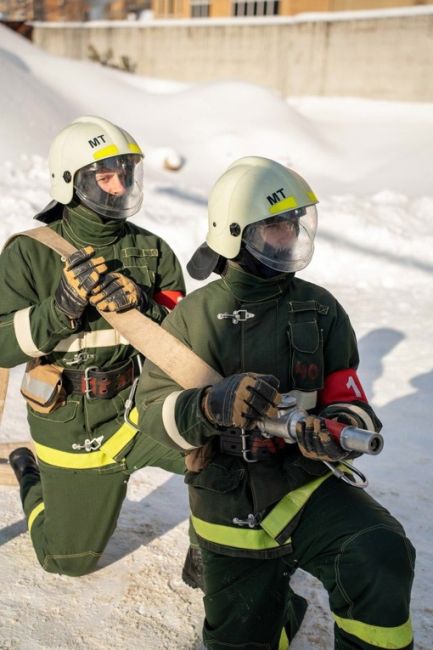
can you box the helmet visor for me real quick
[74,154,143,219]
[243,206,317,273]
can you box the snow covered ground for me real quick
[0,23,432,649]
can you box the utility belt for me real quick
[62,358,137,400]
[219,428,286,463]
[21,356,140,414]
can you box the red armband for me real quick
[319,368,367,406]
[154,290,184,310]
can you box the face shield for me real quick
[74,154,144,219]
[242,205,318,273]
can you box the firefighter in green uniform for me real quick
[136,157,415,649]
[2,116,186,577]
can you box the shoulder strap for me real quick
[4,226,222,390]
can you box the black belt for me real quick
[62,358,137,400]
[219,428,286,462]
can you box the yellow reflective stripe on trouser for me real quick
[34,408,139,470]
[260,471,333,539]
[278,627,289,649]
[192,473,334,551]
[191,514,290,550]
[333,614,413,649]
[28,502,45,533]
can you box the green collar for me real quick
[62,201,126,248]
[221,262,294,302]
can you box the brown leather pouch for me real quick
[184,440,214,473]
[20,359,66,413]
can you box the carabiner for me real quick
[240,428,258,463]
[322,460,369,489]
[123,377,140,431]
[72,435,104,452]
[123,356,143,431]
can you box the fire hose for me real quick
[1,228,384,491]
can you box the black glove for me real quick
[202,372,281,430]
[89,272,145,313]
[55,246,107,321]
[296,416,349,462]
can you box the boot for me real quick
[9,447,40,484]
[181,545,204,590]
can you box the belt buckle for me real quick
[84,365,99,400]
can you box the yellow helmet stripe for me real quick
[268,196,298,215]
[128,143,142,155]
[92,144,120,160]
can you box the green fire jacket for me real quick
[136,262,381,558]
[0,202,185,457]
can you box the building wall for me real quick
[2,0,433,20]
[153,0,433,18]
[0,0,142,21]
[0,0,32,20]
[32,11,433,101]
[332,0,432,8]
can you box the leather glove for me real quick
[55,246,107,321]
[202,372,281,430]
[89,272,145,313]
[296,416,349,462]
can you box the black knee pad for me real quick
[335,524,415,624]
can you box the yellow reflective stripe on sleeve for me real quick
[14,307,44,357]
[268,196,298,215]
[278,627,290,650]
[28,502,45,533]
[93,144,120,160]
[333,614,413,649]
[191,514,291,551]
[128,143,142,154]
[34,408,139,469]
[261,472,333,540]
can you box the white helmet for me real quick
[48,115,144,219]
[187,156,319,279]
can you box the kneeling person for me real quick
[135,157,415,649]
[3,116,186,576]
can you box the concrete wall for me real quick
[32,10,433,101]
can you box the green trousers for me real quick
[201,477,415,650]
[20,430,185,576]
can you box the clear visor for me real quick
[242,205,318,273]
[74,154,144,219]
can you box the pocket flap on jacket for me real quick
[185,457,244,493]
[288,320,320,354]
